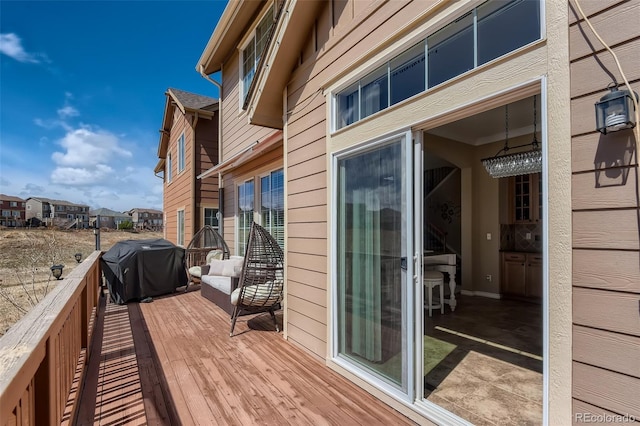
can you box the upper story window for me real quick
[167,152,173,183]
[177,133,185,173]
[334,0,540,131]
[9,201,17,207]
[241,4,275,105]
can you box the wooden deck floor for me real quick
[76,287,415,425]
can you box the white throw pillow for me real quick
[205,249,224,263]
[208,257,244,278]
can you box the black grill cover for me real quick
[101,238,187,304]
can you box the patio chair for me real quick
[185,225,230,284]
[230,222,284,336]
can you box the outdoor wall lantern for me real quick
[75,252,82,263]
[50,264,64,280]
[595,84,639,134]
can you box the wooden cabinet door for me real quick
[526,254,543,299]
[502,257,526,296]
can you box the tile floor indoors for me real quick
[424,296,543,425]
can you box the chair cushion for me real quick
[231,281,283,307]
[188,266,202,278]
[201,275,235,295]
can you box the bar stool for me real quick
[424,270,444,317]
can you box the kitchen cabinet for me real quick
[509,173,542,223]
[501,252,542,302]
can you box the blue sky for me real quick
[0,0,227,212]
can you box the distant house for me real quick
[127,208,163,231]
[89,208,132,229]
[0,194,26,227]
[154,88,220,246]
[25,197,90,228]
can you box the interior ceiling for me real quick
[426,95,539,146]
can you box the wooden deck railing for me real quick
[0,251,103,425]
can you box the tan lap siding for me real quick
[165,114,193,245]
[220,49,274,160]
[569,0,640,419]
[283,0,424,360]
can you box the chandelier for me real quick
[482,96,542,178]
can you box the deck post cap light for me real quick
[75,252,82,263]
[50,264,64,280]
[595,84,638,134]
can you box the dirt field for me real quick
[0,228,163,336]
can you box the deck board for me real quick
[77,288,415,425]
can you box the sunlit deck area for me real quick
[75,285,415,425]
[0,253,414,425]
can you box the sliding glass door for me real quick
[335,133,413,394]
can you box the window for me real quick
[260,169,284,248]
[167,153,173,183]
[177,209,185,246]
[2,210,11,217]
[177,133,185,173]
[237,180,254,255]
[241,4,275,104]
[9,201,17,207]
[12,211,20,217]
[204,208,219,230]
[427,12,473,88]
[333,0,541,130]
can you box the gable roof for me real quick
[27,197,89,208]
[155,88,219,167]
[167,88,217,111]
[0,194,25,202]
[89,208,131,218]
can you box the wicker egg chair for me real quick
[230,222,284,336]
[185,225,230,283]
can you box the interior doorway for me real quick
[418,94,545,425]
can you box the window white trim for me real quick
[177,208,185,247]
[203,206,220,230]
[329,0,543,133]
[236,179,255,256]
[258,168,284,248]
[167,152,173,183]
[238,2,276,109]
[177,132,185,174]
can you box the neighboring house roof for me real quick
[27,197,89,208]
[0,194,26,202]
[155,88,219,172]
[129,208,162,215]
[89,208,131,219]
[167,88,217,111]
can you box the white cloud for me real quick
[34,118,71,131]
[0,33,47,63]
[57,106,79,119]
[51,127,132,167]
[51,164,114,186]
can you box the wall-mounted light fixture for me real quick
[50,264,64,280]
[595,84,639,134]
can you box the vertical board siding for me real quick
[569,0,640,418]
[164,114,192,245]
